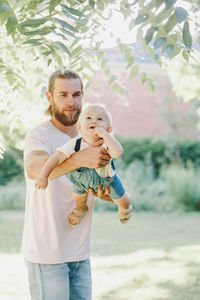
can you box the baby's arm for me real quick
[94,127,123,159]
[35,151,67,189]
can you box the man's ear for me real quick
[107,126,112,133]
[46,91,53,105]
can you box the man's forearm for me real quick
[49,152,80,180]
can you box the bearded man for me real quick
[22,69,112,300]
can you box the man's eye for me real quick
[74,93,81,97]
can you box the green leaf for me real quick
[175,7,188,24]
[148,79,156,93]
[165,44,174,57]
[182,21,192,49]
[53,52,64,71]
[62,11,85,25]
[156,0,163,9]
[129,19,135,31]
[49,0,62,13]
[0,2,10,13]
[165,0,177,10]
[164,13,178,34]
[97,51,104,60]
[6,70,15,85]
[135,14,148,25]
[71,45,82,56]
[48,58,52,66]
[21,28,51,36]
[62,5,83,17]
[153,37,166,49]
[60,28,76,38]
[54,18,78,32]
[141,72,147,84]
[169,34,178,43]
[0,1,15,25]
[145,27,158,44]
[6,16,18,35]
[108,75,116,85]
[146,0,157,10]
[19,18,48,27]
[129,65,139,79]
[22,38,42,46]
[96,0,104,10]
[112,82,119,93]
[126,56,134,69]
[155,6,173,23]
[54,41,72,56]
[89,0,95,9]
[182,50,189,62]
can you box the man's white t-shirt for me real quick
[21,121,94,264]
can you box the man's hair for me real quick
[79,103,112,126]
[46,68,83,116]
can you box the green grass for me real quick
[0,211,200,300]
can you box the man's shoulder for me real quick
[26,121,51,137]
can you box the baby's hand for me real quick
[94,127,106,138]
[35,177,48,190]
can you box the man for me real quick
[22,69,112,300]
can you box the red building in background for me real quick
[85,46,198,140]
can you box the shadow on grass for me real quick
[92,211,200,256]
[93,248,200,300]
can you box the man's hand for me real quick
[74,139,111,169]
[88,185,114,203]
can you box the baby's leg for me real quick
[69,193,88,227]
[113,192,132,224]
[72,192,88,212]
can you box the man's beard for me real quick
[52,102,81,126]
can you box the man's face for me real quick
[50,78,83,126]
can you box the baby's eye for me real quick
[86,116,91,120]
[98,117,103,121]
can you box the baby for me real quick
[35,103,132,227]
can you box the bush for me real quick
[0,147,23,185]
[161,164,200,211]
[116,159,175,212]
[94,159,175,212]
[118,137,200,177]
[95,158,200,212]
[0,180,25,210]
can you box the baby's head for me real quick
[77,103,112,137]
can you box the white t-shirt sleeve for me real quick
[24,127,50,159]
[56,138,77,158]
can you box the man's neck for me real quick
[50,118,78,138]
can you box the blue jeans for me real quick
[26,259,92,300]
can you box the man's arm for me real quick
[25,142,111,180]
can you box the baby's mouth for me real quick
[89,126,96,129]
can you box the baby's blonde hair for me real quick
[79,103,112,126]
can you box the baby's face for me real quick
[79,106,110,136]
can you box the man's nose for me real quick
[66,94,74,105]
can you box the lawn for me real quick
[0,210,200,299]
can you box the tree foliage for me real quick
[0,0,200,154]
[0,0,198,89]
